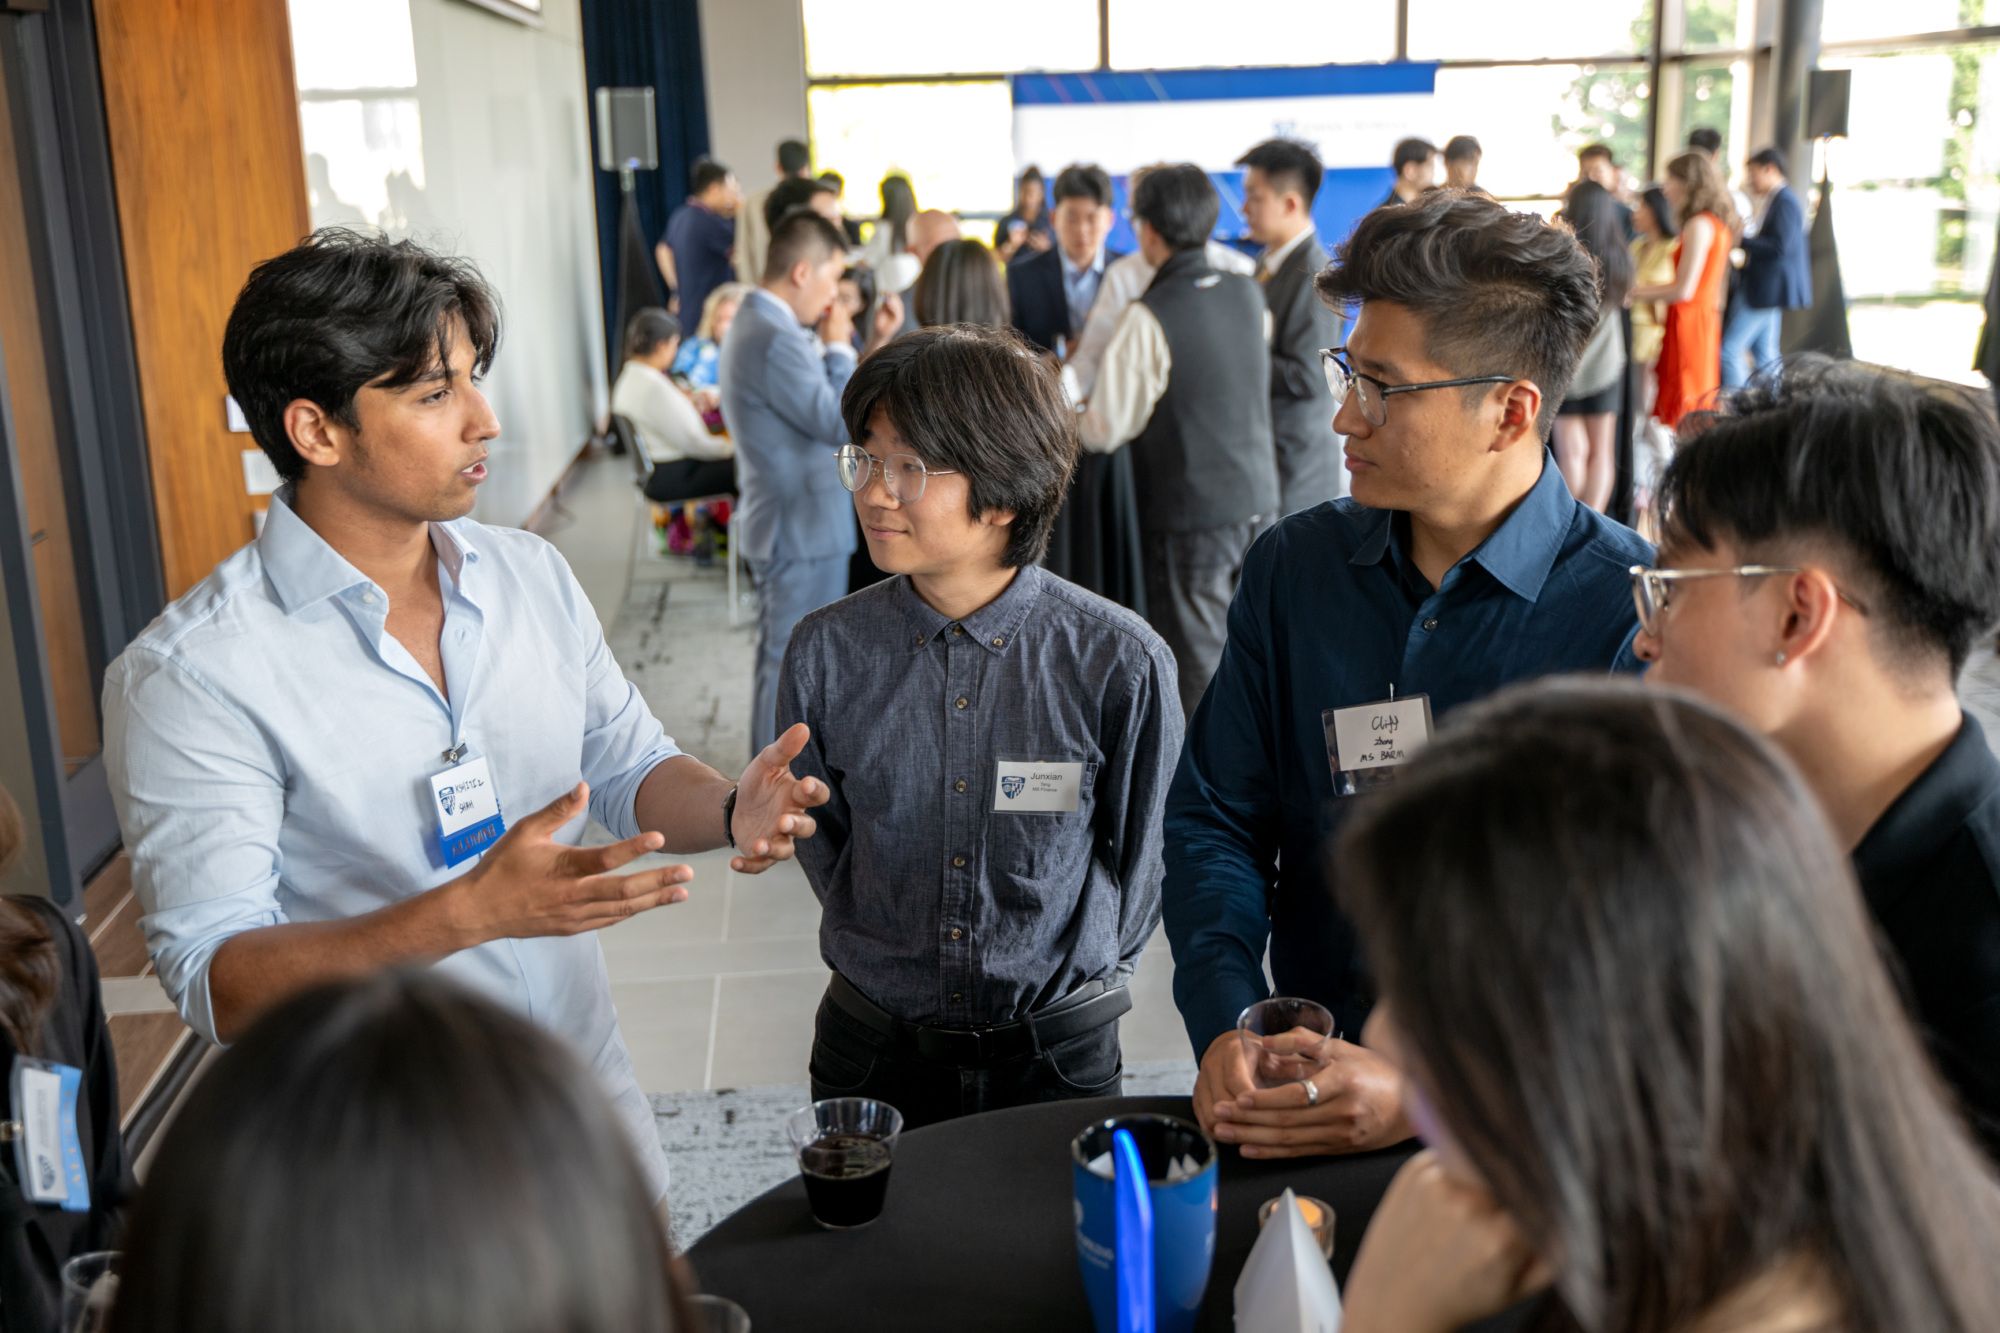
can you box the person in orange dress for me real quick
[1634,151,1739,428]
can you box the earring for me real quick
[1775,651,1788,666]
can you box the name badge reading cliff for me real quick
[429,755,506,867]
[1323,694,1434,796]
[992,759,1084,814]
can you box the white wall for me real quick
[293,0,607,528]
[697,0,808,185]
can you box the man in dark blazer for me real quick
[1721,146,1812,387]
[1238,139,1344,513]
[1008,164,1121,355]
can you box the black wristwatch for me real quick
[721,785,739,849]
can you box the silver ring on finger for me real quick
[1299,1077,1319,1107]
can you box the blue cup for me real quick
[1071,1115,1218,1333]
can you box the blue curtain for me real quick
[580,0,713,367]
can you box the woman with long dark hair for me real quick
[912,238,1009,329]
[1554,180,1636,512]
[1334,680,2000,1333]
[109,972,697,1333]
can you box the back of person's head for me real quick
[764,176,837,232]
[690,155,731,195]
[1443,134,1481,165]
[1661,356,2000,677]
[696,281,752,341]
[764,209,848,284]
[1747,145,1788,175]
[1235,138,1323,205]
[818,168,844,193]
[0,784,56,1059]
[1665,149,1740,231]
[1562,179,1634,308]
[222,228,500,484]
[840,324,1076,567]
[878,173,917,250]
[1687,125,1723,155]
[1130,163,1217,252]
[1051,163,1113,210]
[623,307,679,362]
[912,238,1008,329]
[109,971,693,1333]
[1337,678,2000,1333]
[1315,192,1599,435]
[1392,137,1437,174]
[776,138,811,177]
[1638,183,1679,239]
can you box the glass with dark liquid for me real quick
[786,1099,904,1229]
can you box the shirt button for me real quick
[914,635,924,645]
[955,696,969,710]
[952,993,963,1003]
[1422,617,1439,631]
[991,636,1004,647]
[954,779,967,793]
[950,927,963,940]
[951,626,963,637]
[361,592,378,605]
[952,855,966,868]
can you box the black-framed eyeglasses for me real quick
[1318,347,1520,427]
[836,444,957,503]
[1629,564,1871,639]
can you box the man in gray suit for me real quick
[1238,138,1345,513]
[721,210,903,753]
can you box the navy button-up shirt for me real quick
[1163,455,1654,1052]
[779,565,1182,1026]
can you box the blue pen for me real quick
[1112,1127,1155,1333]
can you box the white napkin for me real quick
[1233,1187,1342,1333]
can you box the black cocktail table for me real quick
[686,1094,1418,1332]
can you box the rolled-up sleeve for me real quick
[104,649,288,1045]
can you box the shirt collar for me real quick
[259,484,482,615]
[1260,227,1315,274]
[1061,246,1105,282]
[897,565,1045,655]
[1349,451,1575,603]
[1853,715,2000,913]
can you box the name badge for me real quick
[10,1056,89,1212]
[1323,694,1434,796]
[993,759,1084,814]
[429,754,506,867]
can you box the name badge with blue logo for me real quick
[10,1056,89,1212]
[992,759,1083,814]
[429,754,506,867]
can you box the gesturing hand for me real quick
[867,290,905,350]
[454,783,692,944]
[730,722,830,873]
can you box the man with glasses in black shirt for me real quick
[1164,192,1653,1159]
[1636,358,2000,1153]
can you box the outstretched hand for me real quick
[730,723,829,873]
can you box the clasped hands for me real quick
[1192,1027,1413,1159]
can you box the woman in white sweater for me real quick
[610,307,734,503]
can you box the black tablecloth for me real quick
[686,1095,1419,1332]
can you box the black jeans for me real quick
[807,990,1124,1131]
[643,456,736,504]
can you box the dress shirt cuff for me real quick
[824,342,858,363]
[592,739,686,842]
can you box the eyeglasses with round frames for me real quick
[836,444,957,504]
[1318,346,1521,427]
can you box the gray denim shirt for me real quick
[777,565,1181,1026]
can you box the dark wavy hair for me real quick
[0,785,56,1056]
[1662,355,2000,675]
[222,229,500,483]
[109,971,695,1333]
[840,324,1076,567]
[1315,191,1600,435]
[912,239,1008,329]
[1337,679,2000,1333]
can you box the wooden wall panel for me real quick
[94,0,309,599]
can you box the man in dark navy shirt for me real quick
[1639,359,2000,1155]
[1164,192,1653,1159]
[659,156,739,324]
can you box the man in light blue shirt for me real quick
[104,232,827,1199]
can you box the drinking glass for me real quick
[785,1098,903,1229]
[60,1251,120,1333]
[1237,998,1338,1092]
[686,1293,752,1333]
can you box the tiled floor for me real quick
[545,452,1197,1097]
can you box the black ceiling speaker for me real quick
[594,87,658,173]
[1808,69,1851,139]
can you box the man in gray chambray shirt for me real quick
[777,325,1182,1128]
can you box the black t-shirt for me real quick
[0,896,131,1333]
[1853,716,2000,1156]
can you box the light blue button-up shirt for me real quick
[1061,245,1107,340]
[103,488,679,1196]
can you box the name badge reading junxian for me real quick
[992,760,1084,814]
[10,1056,88,1212]
[1323,694,1434,796]
[429,755,506,867]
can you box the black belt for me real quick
[826,972,1132,1068]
